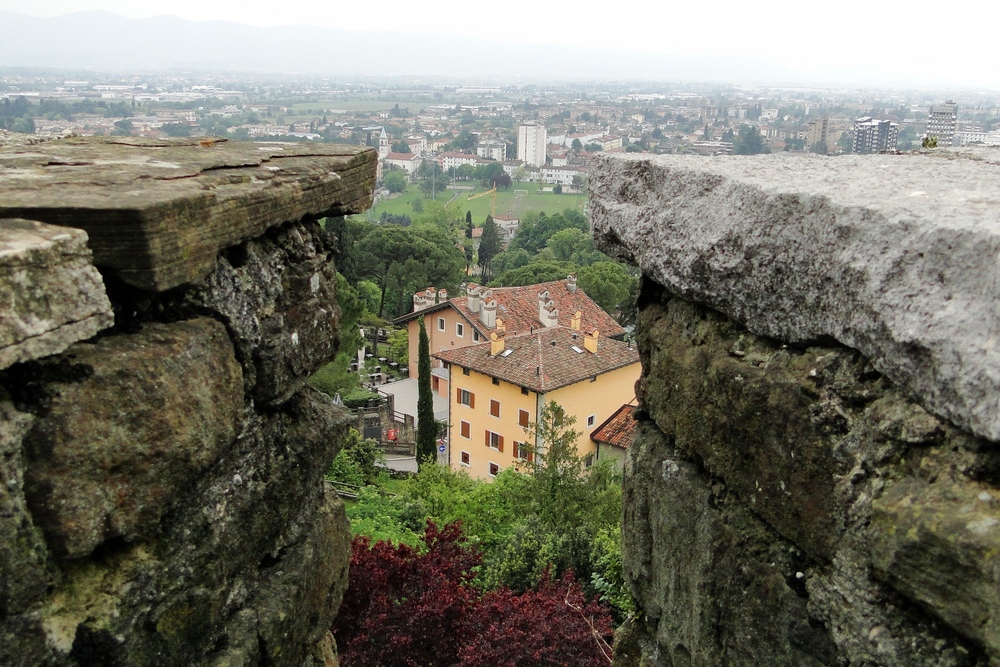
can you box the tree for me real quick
[391,140,410,153]
[578,262,635,318]
[332,521,615,667]
[524,401,585,528]
[512,165,528,184]
[809,141,828,155]
[417,317,437,466]
[492,261,578,288]
[477,215,502,283]
[465,211,473,238]
[384,170,407,193]
[735,126,768,155]
[571,138,583,151]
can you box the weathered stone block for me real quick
[635,296,848,559]
[623,420,838,666]
[0,400,52,667]
[591,150,1000,441]
[0,138,376,291]
[0,218,113,371]
[173,221,342,406]
[19,317,243,558]
[871,458,1000,657]
[36,389,351,667]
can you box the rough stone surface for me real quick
[0,218,112,371]
[35,390,351,667]
[0,400,53,667]
[12,318,243,559]
[591,149,1000,441]
[158,220,342,406]
[623,288,997,666]
[0,137,376,291]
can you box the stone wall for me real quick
[593,150,1000,666]
[0,138,376,666]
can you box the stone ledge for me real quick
[0,218,113,371]
[591,149,1000,442]
[0,137,376,292]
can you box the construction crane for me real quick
[467,187,497,218]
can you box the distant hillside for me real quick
[0,11,800,83]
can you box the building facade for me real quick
[517,122,547,167]
[853,117,899,154]
[927,101,958,146]
[435,324,640,480]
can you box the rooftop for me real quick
[591,403,638,449]
[434,326,638,393]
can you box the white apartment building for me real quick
[476,139,507,161]
[518,122,547,167]
[853,117,899,154]
[927,101,958,146]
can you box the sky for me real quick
[3,0,1000,89]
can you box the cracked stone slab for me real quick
[591,149,1000,442]
[0,137,376,292]
[0,218,113,371]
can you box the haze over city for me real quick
[1,0,999,89]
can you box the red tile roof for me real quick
[394,278,624,340]
[591,404,637,449]
[452,279,624,339]
[433,327,639,393]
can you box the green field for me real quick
[359,185,587,223]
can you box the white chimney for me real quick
[481,298,497,328]
[567,273,577,293]
[541,300,559,328]
[437,288,448,303]
[467,283,481,313]
[538,289,551,323]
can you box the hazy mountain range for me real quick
[0,11,977,89]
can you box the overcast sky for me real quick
[3,0,999,89]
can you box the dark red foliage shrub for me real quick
[332,521,614,667]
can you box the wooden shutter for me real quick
[457,387,461,403]
[519,410,529,428]
[498,435,504,453]
[485,430,490,448]
[469,392,475,409]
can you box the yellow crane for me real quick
[467,187,497,218]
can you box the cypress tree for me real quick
[417,316,437,466]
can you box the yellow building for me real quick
[434,320,640,481]
[394,276,624,403]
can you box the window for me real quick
[460,421,471,438]
[521,387,529,396]
[489,462,500,477]
[460,451,471,466]
[516,442,534,462]
[458,389,474,408]
[584,454,594,467]
[490,400,501,418]
[519,410,530,428]
[486,430,504,452]
[437,317,446,331]
[587,414,596,427]
[474,331,481,342]
[456,323,464,337]
[492,377,500,386]
[590,376,597,383]
[463,367,471,376]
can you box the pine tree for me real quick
[417,316,437,466]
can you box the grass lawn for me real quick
[359,185,588,223]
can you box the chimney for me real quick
[541,301,559,328]
[584,328,600,353]
[437,288,448,303]
[413,292,426,312]
[477,289,497,329]
[481,298,497,328]
[490,330,505,356]
[538,290,559,327]
[570,310,582,331]
[496,317,506,333]
[467,283,481,313]
[567,273,577,293]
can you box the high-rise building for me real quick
[927,101,958,146]
[852,117,899,154]
[517,123,547,167]
[806,116,829,149]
